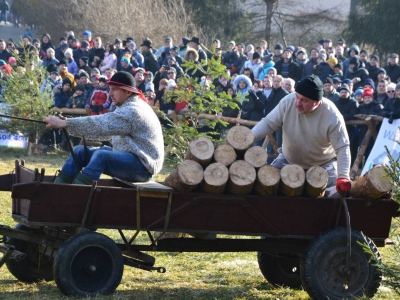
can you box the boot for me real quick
[73,173,93,185]
[54,171,73,184]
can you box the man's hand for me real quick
[336,178,351,194]
[44,115,67,129]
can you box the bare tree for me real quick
[12,0,199,48]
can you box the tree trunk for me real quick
[202,163,229,194]
[227,160,256,195]
[185,136,214,168]
[163,160,203,193]
[213,144,237,167]
[254,165,280,196]
[279,164,305,197]
[225,126,254,157]
[305,166,329,198]
[244,146,268,169]
[350,165,393,199]
[264,0,277,45]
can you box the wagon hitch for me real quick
[122,256,166,273]
[0,245,26,268]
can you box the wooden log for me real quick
[354,114,384,122]
[225,126,255,155]
[365,117,378,140]
[350,165,393,199]
[202,163,229,194]
[279,165,305,197]
[244,146,268,168]
[163,160,203,192]
[305,166,329,198]
[227,160,256,195]
[254,165,280,196]
[350,131,372,180]
[184,137,214,167]
[213,144,237,167]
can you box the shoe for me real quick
[73,173,93,185]
[54,171,73,184]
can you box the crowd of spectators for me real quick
[0,30,400,164]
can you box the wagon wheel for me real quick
[257,252,302,289]
[6,224,54,283]
[300,227,381,300]
[54,232,124,297]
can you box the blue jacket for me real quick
[343,45,360,78]
[53,87,71,108]
[233,75,252,103]
[258,61,275,80]
[222,50,238,69]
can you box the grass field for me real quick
[0,147,398,299]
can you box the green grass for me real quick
[0,147,398,299]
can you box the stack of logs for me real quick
[163,126,392,199]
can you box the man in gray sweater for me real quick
[44,71,164,184]
[252,76,352,196]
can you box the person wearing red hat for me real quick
[252,76,352,197]
[44,71,164,185]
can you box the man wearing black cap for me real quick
[252,76,352,197]
[323,77,339,101]
[178,37,190,58]
[140,39,158,74]
[58,59,76,89]
[190,37,207,63]
[345,55,369,90]
[274,47,301,84]
[44,71,164,185]
[73,40,90,65]
[384,53,400,83]
[273,44,283,63]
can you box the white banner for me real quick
[362,118,400,175]
[0,130,27,148]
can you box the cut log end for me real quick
[254,165,280,196]
[163,160,203,192]
[305,166,329,198]
[225,126,255,153]
[185,136,214,167]
[227,160,256,194]
[279,164,305,197]
[213,144,237,166]
[244,146,268,168]
[350,165,393,199]
[202,163,229,194]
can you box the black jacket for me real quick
[274,58,301,84]
[333,97,358,121]
[383,97,400,117]
[265,86,288,115]
[0,49,11,62]
[302,58,318,78]
[367,65,380,82]
[241,90,267,122]
[384,64,400,83]
[234,53,248,74]
[73,48,89,66]
[346,67,369,90]
[88,47,105,69]
[324,89,340,102]
[143,50,158,74]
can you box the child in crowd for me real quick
[144,71,154,85]
[354,89,364,104]
[66,84,87,108]
[40,67,62,95]
[145,82,158,107]
[86,76,109,115]
[64,48,78,76]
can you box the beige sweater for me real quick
[252,93,350,179]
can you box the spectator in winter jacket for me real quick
[283,78,295,93]
[384,53,400,84]
[274,48,301,84]
[240,51,254,75]
[248,52,263,78]
[40,34,54,56]
[55,38,68,62]
[54,77,73,108]
[273,44,283,63]
[120,57,134,75]
[183,48,204,79]
[126,41,144,68]
[294,49,308,72]
[73,40,89,66]
[42,48,59,68]
[314,52,333,82]
[82,30,94,49]
[302,48,318,78]
[88,37,105,69]
[221,83,241,125]
[343,45,360,78]
[78,56,91,75]
[383,83,400,122]
[367,55,380,82]
[134,68,146,93]
[58,59,76,89]
[0,39,12,62]
[374,79,389,106]
[178,37,190,58]
[88,77,109,115]
[222,41,238,71]
[346,55,369,91]
[100,43,117,73]
[323,77,339,102]
[258,55,275,81]
[233,74,252,104]
[155,37,173,60]
[233,43,247,75]
[189,37,207,63]
[64,48,78,76]
[334,45,346,63]
[66,84,87,108]
[259,40,271,56]
[40,68,62,95]
[140,39,158,74]
[262,76,273,98]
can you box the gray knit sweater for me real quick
[66,95,164,174]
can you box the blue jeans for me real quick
[62,145,152,182]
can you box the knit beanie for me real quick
[228,41,236,47]
[121,57,129,65]
[80,56,89,65]
[82,30,92,38]
[370,55,379,62]
[363,78,375,90]
[253,52,261,60]
[91,68,100,75]
[145,82,154,92]
[81,40,89,48]
[64,48,73,57]
[8,57,16,64]
[354,89,363,97]
[295,76,323,101]
[75,84,85,92]
[62,77,71,86]
[349,56,360,65]
[362,87,374,99]
[396,83,400,90]
[339,84,350,93]
[326,57,338,70]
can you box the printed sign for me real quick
[362,118,400,175]
[0,130,27,148]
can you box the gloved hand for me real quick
[336,178,352,194]
[103,102,110,108]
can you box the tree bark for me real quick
[305,166,329,198]
[213,144,237,167]
[350,165,393,199]
[244,146,268,169]
[225,126,255,156]
[227,160,256,195]
[254,165,280,196]
[163,160,203,192]
[279,164,305,197]
[264,0,277,45]
[185,136,214,168]
[202,163,229,194]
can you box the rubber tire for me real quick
[53,232,124,297]
[300,227,381,300]
[257,252,302,289]
[5,224,54,283]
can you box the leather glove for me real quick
[336,178,352,194]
